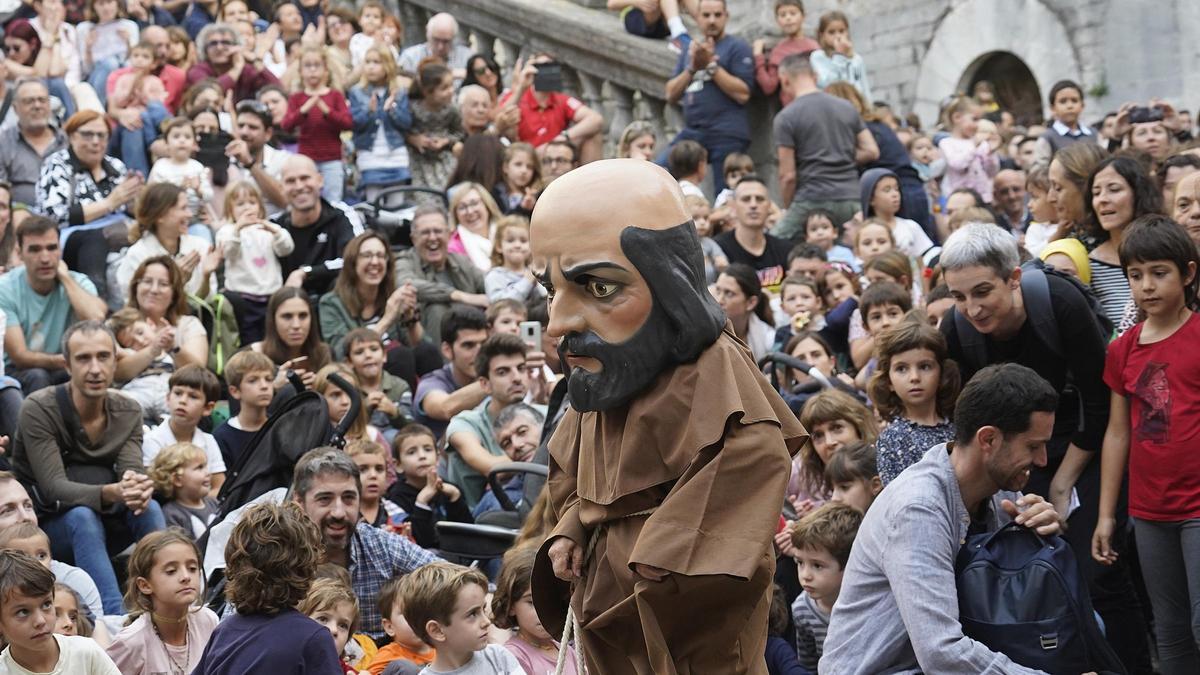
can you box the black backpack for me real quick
[956,522,1126,674]
[952,259,1114,373]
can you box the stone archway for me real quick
[961,51,1043,125]
[912,0,1081,127]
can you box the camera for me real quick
[1128,106,1164,125]
[533,62,564,93]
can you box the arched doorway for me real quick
[910,0,1082,128]
[961,51,1042,125]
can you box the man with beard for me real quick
[290,447,439,641]
[821,363,1066,673]
[445,333,546,509]
[528,159,806,673]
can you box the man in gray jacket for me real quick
[821,363,1070,674]
[394,205,487,345]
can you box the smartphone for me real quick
[519,321,542,350]
[533,62,563,93]
[1128,106,1164,124]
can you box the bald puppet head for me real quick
[531,159,725,411]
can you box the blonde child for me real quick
[810,11,872,102]
[366,576,434,674]
[217,181,295,345]
[343,328,411,433]
[867,319,960,485]
[774,277,825,351]
[754,0,820,106]
[399,562,523,674]
[297,578,364,674]
[213,350,277,468]
[824,441,882,513]
[853,218,895,264]
[282,46,353,202]
[0,551,119,674]
[105,531,219,675]
[684,194,729,282]
[789,503,863,672]
[407,61,464,195]
[349,45,413,202]
[345,439,407,531]
[804,209,857,269]
[484,216,546,305]
[486,299,526,337]
[937,96,1000,203]
[860,168,934,261]
[148,117,214,239]
[497,143,541,216]
[491,545,579,673]
[348,1,397,68]
[149,442,219,541]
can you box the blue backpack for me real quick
[955,522,1126,674]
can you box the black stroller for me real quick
[202,371,361,609]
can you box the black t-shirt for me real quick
[714,230,792,293]
[274,200,362,295]
[941,273,1110,493]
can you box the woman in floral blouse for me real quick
[35,109,143,301]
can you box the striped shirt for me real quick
[792,591,830,671]
[1089,257,1131,325]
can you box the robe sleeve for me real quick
[628,419,791,580]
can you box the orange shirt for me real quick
[367,642,436,675]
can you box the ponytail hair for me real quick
[722,263,774,327]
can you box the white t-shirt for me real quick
[142,419,226,475]
[0,634,120,675]
[419,645,523,675]
[891,217,934,260]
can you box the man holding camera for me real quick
[498,54,606,165]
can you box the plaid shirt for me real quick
[349,522,440,638]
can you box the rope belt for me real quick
[554,507,657,675]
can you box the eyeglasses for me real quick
[456,199,484,210]
[137,278,172,290]
[206,39,235,49]
[358,251,388,261]
[74,130,109,142]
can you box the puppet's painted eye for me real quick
[585,279,620,299]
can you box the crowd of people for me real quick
[0,0,1194,672]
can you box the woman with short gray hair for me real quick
[185,22,280,104]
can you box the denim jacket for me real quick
[348,85,413,152]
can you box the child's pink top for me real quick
[111,71,168,110]
[937,136,999,202]
[503,635,578,675]
[755,36,821,106]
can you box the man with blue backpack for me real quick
[822,363,1115,674]
[936,223,1151,671]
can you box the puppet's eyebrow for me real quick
[561,261,629,281]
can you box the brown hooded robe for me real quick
[533,326,808,674]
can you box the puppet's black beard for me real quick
[558,302,677,412]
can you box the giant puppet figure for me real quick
[529,159,807,674]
